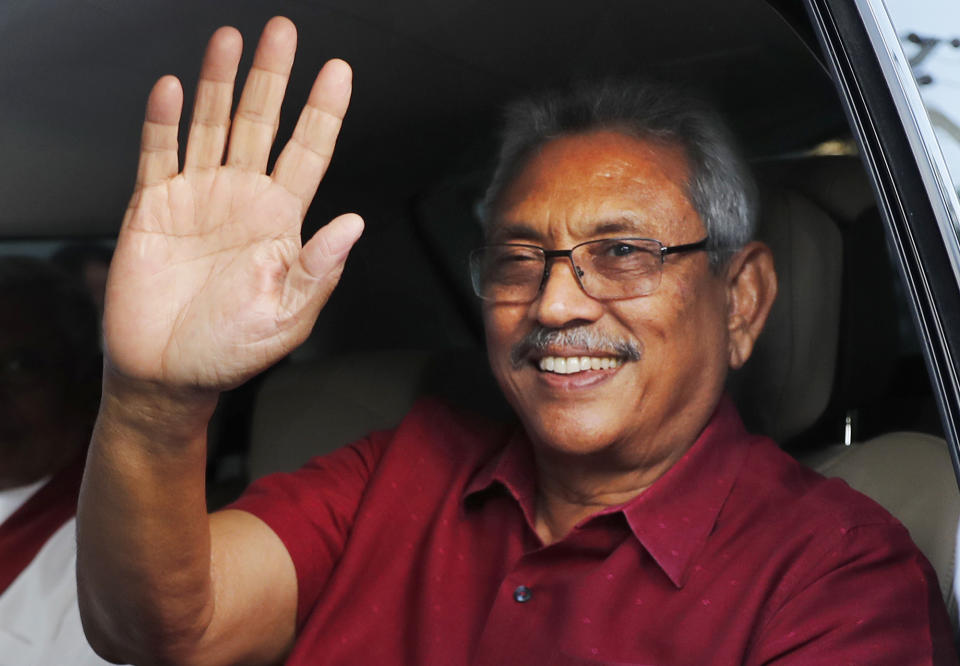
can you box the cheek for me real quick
[666,294,731,377]
[482,304,526,355]
[616,283,728,369]
[482,306,523,395]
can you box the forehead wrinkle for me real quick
[494,132,703,244]
[490,215,647,245]
[495,198,693,245]
[566,163,693,226]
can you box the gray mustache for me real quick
[509,326,642,368]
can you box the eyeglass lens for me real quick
[470,238,665,303]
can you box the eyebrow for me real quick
[489,222,541,243]
[592,218,644,236]
[490,217,646,244]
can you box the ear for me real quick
[724,241,777,370]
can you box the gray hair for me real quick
[481,80,757,269]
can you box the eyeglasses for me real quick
[469,236,709,303]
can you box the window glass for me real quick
[884,0,960,197]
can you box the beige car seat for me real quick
[733,157,959,622]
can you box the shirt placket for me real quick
[470,547,557,666]
[469,518,628,666]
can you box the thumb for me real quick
[281,213,363,323]
[300,213,364,279]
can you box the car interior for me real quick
[3,0,958,632]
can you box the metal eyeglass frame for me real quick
[470,236,710,302]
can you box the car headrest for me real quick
[728,188,843,443]
[757,155,876,225]
[247,349,512,478]
[248,350,434,478]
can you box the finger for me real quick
[301,213,364,277]
[134,76,183,192]
[184,26,243,170]
[281,213,364,322]
[226,16,297,172]
[272,59,352,209]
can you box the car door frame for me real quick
[779,0,960,486]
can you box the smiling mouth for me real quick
[536,355,625,374]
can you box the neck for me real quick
[531,440,693,545]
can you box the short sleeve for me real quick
[747,521,957,665]
[228,430,392,630]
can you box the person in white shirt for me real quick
[0,256,112,666]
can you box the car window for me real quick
[884,0,960,198]
[851,0,960,276]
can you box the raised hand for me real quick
[104,17,362,392]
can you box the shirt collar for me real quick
[620,395,751,588]
[463,394,753,589]
[0,478,49,527]
[463,427,540,530]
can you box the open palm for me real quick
[104,18,362,390]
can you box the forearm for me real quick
[75,16,357,663]
[77,368,219,664]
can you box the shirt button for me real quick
[513,585,533,603]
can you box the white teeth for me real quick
[537,355,623,374]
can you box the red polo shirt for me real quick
[231,396,955,665]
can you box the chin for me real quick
[515,401,627,457]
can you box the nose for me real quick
[530,256,604,328]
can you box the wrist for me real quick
[97,364,220,448]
